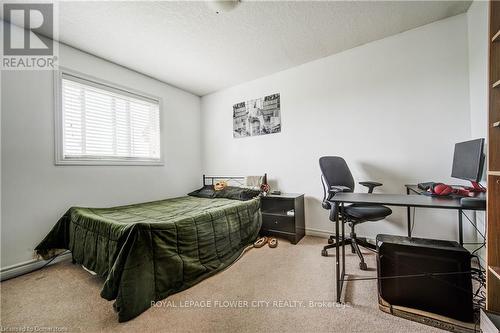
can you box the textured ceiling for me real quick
[12,1,474,96]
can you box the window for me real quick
[55,69,162,165]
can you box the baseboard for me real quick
[1,252,72,282]
[305,227,332,238]
[305,228,376,245]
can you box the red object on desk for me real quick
[453,181,487,197]
[431,183,453,196]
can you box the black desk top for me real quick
[330,193,484,210]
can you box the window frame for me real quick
[54,67,164,166]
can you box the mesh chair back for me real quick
[319,156,355,192]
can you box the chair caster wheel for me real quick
[359,262,368,270]
[321,249,328,257]
[328,238,333,244]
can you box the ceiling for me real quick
[8,1,473,96]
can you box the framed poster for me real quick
[233,93,281,138]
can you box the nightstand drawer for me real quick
[262,214,295,233]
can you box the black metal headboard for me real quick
[202,174,267,187]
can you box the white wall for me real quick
[1,43,202,268]
[466,0,489,259]
[467,0,489,141]
[201,14,473,241]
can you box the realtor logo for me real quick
[2,2,58,70]
[3,3,53,55]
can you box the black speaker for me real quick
[376,234,473,322]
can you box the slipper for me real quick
[254,236,268,248]
[268,237,278,248]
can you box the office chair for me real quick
[319,156,392,270]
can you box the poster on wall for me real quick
[233,93,281,138]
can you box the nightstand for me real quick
[260,193,305,244]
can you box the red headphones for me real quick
[429,183,453,196]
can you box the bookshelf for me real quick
[492,29,500,42]
[486,0,500,314]
[489,266,500,280]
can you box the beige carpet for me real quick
[0,236,442,332]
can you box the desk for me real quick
[405,185,486,245]
[329,192,485,303]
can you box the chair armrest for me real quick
[329,186,352,194]
[359,181,383,194]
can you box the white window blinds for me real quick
[59,72,161,164]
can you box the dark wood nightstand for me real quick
[260,193,305,244]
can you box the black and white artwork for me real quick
[233,93,281,138]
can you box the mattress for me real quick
[35,196,262,321]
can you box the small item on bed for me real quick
[260,183,270,196]
[214,180,228,191]
[245,175,263,189]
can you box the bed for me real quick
[35,176,262,322]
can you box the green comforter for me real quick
[35,196,261,322]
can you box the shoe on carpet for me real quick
[268,237,278,248]
[254,237,268,248]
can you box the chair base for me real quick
[321,235,375,270]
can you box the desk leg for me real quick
[335,202,340,303]
[406,188,412,238]
[341,203,345,282]
[458,209,463,246]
